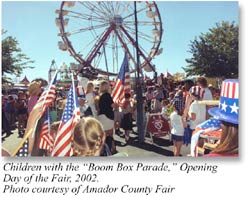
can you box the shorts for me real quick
[121,113,133,130]
[171,134,183,142]
[97,114,114,131]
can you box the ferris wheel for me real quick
[56,1,163,77]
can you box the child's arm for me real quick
[188,112,196,121]
[181,116,188,128]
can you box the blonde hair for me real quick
[99,81,110,94]
[86,82,94,94]
[72,117,105,156]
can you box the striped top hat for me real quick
[189,85,205,99]
[208,79,239,124]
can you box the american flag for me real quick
[191,118,221,156]
[38,108,54,151]
[196,118,221,129]
[111,53,131,104]
[34,71,58,116]
[16,140,29,157]
[51,82,80,157]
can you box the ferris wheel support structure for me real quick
[56,1,164,77]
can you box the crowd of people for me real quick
[2,76,238,157]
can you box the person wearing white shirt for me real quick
[188,86,207,130]
[202,87,213,100]
[196,76,213,120]
[196,77,213,101]
[85,82,97,118]
[170,100,185,157]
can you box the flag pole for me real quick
[71,73,77,109]
[134,1,145,143]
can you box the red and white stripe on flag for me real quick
[51,83,80,157]
[33,72,57,115]
[52,109,80,156]
[38,120,54,151]
[124,72,131,94]
[112,79,124,103]
[38,108,54,151]
[221,81,239,99]
[112,53,130,104]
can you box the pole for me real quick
[134,1,144,143]
[103,43,110,81]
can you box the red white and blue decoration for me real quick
[189,85,205,99]
[208,79,239,124]
[191,118,221,156]
[112,53,131,104]
[76,85,85,99]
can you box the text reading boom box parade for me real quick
[3,162,218,173]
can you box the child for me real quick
[15,92,28,137]
[183,86,206,147]
[170,100,185,156]
[121,93,133,143]
[72,117,106,156]
[85,82,97,118]
[161,100,169,119]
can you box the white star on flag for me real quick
[221,101,228,112]
[230,102,239,114]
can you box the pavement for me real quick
[2,127,24,155]
[2,124,191,157]
[113,127,191,157]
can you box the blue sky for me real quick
[2,1,238,82]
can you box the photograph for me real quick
[2,1,238,157]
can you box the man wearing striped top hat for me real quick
[188,86,207,131]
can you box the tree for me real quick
[173,72,185,82]
[2,30,34,83]
[183,21,238,78]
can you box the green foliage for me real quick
[183,21,238,78]
[2,30,35,83]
